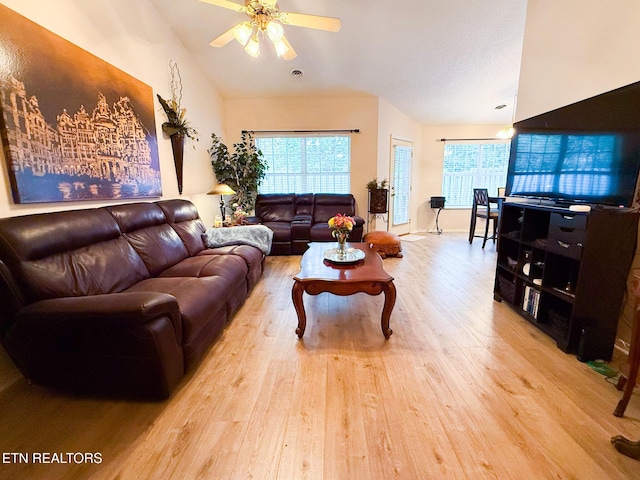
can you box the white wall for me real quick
[224,95,380,219]
[517,0,640,121]
[0,0,225,391]
[0,0,225,224]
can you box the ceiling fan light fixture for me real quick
[233,21,253,46]
[496,125,515,139]
[272,37,289,57]
[266,21,284,41]
[203,0,341,60]
[244,35,260,57]
[496,94,518,139]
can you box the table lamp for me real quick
[207,183,236,219]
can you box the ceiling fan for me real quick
[199,0,341,60]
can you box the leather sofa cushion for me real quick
[124,224,189,277]
[161,254,247,292]
[0,209,150,301]
[256,194,296,222]
[295,193,314,215]
[161,255,248,314]
[157,199,207,256]
[262,221,292,242]
[107,202,166,232]
[0,208,120,261]
[197,245,264,291]
[203,244,264,268]
[309,223,337,242]
[108,203,190,276]
[312,193,356,223]
[22,237,149,300]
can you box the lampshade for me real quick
[244,36,260,57]
[207,183,236,196]
[233,22,253,46]
[266,21,284,41]
[496,94,517,139]
[496,125,515,139]
[272,38,289,57]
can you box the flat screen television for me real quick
[505,81,640,208]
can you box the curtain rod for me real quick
[243,129,360,134]
[436,137,502,142]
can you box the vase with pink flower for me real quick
[328,213,355,259]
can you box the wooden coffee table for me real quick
[292,242,396,339]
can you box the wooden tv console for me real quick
[494,202,639,360]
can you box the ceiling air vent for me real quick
[290,69,304,78]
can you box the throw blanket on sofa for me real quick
[203,225,273,255]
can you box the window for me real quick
[256,135,351,194]
[441,141,510,207]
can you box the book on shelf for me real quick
[523,285,540,318]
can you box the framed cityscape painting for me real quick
[0,4,161,203]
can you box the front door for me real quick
[390,138,413,235]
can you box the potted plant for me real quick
[208,131,267,211]
[366,178,389,214]
[157,61,198,195]
[366,178,388,191]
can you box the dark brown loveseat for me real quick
[249,193,365,255]
[0,199,264,399]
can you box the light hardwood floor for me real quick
[1,233,639,479]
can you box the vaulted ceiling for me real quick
[150,0,528,125]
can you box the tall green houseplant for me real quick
[208,131,267,211]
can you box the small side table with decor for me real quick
[429,196,445,234]
[367,188,389,232]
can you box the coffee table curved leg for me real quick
[292,280,306,338]
[381,280,396,339]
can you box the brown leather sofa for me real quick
[249,193,365,255]
[0,199,264,399]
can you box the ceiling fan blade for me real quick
[279,12,342,32]
[209,26,237,47]
[198,0,245,12]
[280,36,297,60]
[261,0,278,7]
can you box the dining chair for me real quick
[469,188,499,248]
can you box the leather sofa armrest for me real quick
[0,259,25,335]
[292,214,312,224]
[15,292,182,342]
[244,215,261,225]
[353,215,365,228]
[292,214,312,241]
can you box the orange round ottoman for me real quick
[363,231,403,258]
